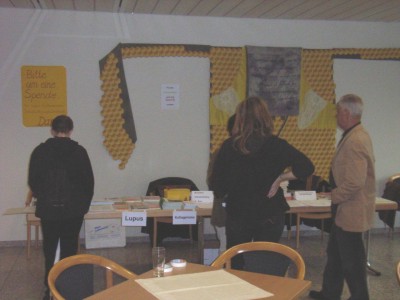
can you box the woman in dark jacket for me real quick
[210,96,314,269]
[28,115,94,300]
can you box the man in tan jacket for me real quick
[310,94,375,300]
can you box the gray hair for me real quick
[337,94,363,117]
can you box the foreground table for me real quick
[85,263,311,300]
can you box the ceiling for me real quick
[1,0,400,22]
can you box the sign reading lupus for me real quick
[122,211,147,226]
[21,66,67,127]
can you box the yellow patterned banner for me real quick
[99,45,400,176]
[209,47,246,153]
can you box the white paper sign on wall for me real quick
[122,211,147,226]
[161,84,179,110]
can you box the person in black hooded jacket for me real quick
[28,115,94,300]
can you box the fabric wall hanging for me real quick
[99,44,400,179]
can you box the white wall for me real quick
[1,7,400,242]
[334,59,400,228]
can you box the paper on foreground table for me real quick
[135,269,273,300]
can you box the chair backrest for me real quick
[143,177,200,245]
[146,177,199,196]
[383,174,400,207]
[388,173,400,183]
[163,187,191,201]
[211,241,306,279]
[397,261,400,285]
[156,184,192,199]
[48,254,137,300]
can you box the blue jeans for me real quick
[321,223,369,300]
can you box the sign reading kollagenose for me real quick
[122,211,147,226]
[173,210,197,225]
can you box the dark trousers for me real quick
[321,223,369,300]
[41,217,84,288]
[226,214,285,270]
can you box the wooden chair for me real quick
[154,186,193,246]
[48,254,137,300]
[211,241,306,279]
[143,177,199,246]
[397,261,400,285]
[379,173,400,234]
[295,175,332,248]
[26,214,41,258]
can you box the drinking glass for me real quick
[152,247,166,277]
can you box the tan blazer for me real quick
[331,124,376,232]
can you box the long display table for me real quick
[4,197,397,264]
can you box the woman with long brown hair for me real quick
[210,96,314,270]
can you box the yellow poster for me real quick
[21,66,67,127]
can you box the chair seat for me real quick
[153,217,194,246]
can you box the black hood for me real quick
[43,137,79,161]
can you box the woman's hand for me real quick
[25,198,32,207]
[267,171,296,198]
[267,176,281,198]
[25,190,33,207]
